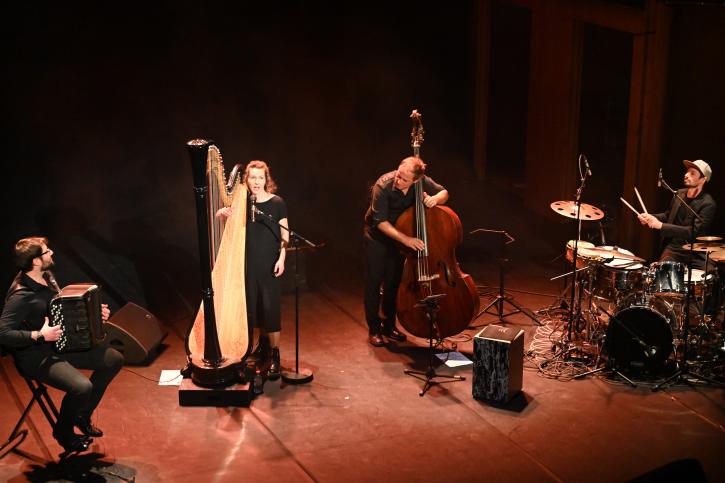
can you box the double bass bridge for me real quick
[417,274,440,283]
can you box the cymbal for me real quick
[550,201,604,221]
[710,250,725,263]
[584,246,645,263]
[681,242,725,252]
[695,236,723,242]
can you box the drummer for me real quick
[638,159,716,270]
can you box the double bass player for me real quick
[363,156,449,346]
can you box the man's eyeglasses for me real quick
[40,249,52,256]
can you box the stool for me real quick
[0,355,59,459]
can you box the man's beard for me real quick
[41,258,55,271]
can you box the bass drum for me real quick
[605,294,677,371]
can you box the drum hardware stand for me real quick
[404,294,465,396]
[252,205,321,385]
[471,228,541,326]
[653,175,724,390]
[574,306,644,387]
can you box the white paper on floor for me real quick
[435,351,472,368]
[159,369,183,386]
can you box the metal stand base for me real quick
[574,365,637,388]
[281,368,314,385]
[480,293,541,326]
[652,365,725,392]
[404,368,465,397]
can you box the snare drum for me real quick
[566,240,597,269]
[590,246,644,302]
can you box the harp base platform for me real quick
[178,378,254,407]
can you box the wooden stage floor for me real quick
[1,258,724,482]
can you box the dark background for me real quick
[2,1,723,325]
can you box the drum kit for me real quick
[551,200,725,377]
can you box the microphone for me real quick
[250,195,256,223]
[657,168,663,187]
[582,155,592,176]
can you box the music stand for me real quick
[472,228,540,326]
[404,294,465,396]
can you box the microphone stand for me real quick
[565,157,591,346]
[253,205,321,385]
[652,176,724,390]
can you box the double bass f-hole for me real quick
[437,260,456,287]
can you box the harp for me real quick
[185,140,250,386]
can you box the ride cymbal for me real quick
[681,242,725,252]
[710,250,725,263]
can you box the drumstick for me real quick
[634,187,648,214]
[620,197,640,217]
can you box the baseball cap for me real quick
[683,159,712,182]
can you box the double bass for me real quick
[395,111,479,339]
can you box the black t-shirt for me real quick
[246,194,288,274]
[364,171,445,242]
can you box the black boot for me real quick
[368,331,385,347]
[75,416,103,437]
[251,335,270,364]
[268,347,281,380]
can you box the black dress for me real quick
[246,194,288,332]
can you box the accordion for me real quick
[49,284,106,352]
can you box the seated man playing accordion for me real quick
[0,237,123,454]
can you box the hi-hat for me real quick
[550,201,604,220]
[681,242,725,252]
[696,236,723,242]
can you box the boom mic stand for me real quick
[565,157,592,344]
[252,204,321,385]
[472,228,540,326]
[652,177,724,391]
[404,294,465,396]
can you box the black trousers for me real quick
[660,247,707,270]
[16,345,124,438]
[363,232,404,333]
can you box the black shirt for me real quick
[364,171,445,242]
[0,271,57,360]
[246,194,288,274]
[654,188,717,252]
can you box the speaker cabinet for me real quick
[102,303,167,365]
[473,324,524,403]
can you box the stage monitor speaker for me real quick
[473,324,524,403]
[102,303,167,365]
